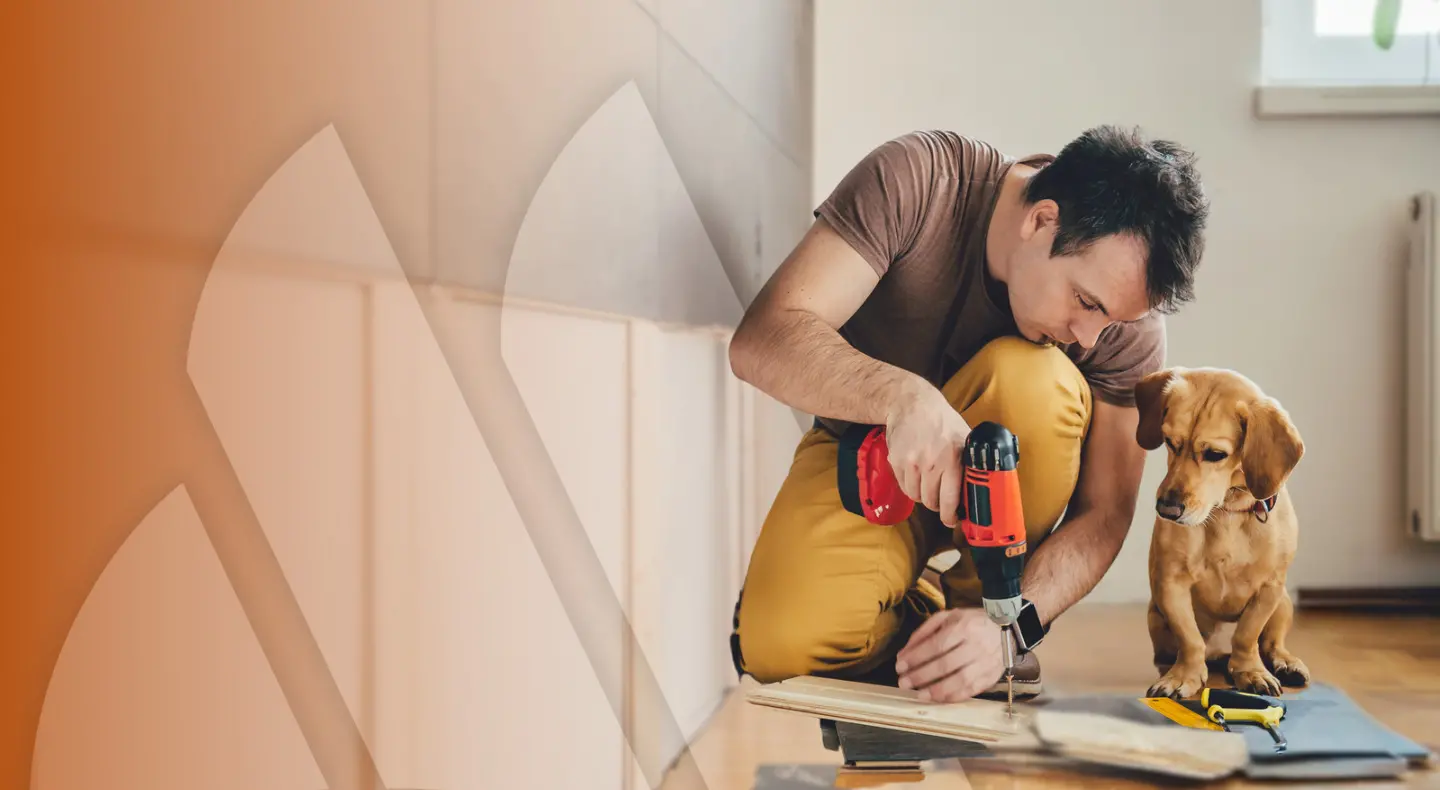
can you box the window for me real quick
[1262,0,1440,86]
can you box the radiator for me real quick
[1405,190,1439,542]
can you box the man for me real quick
[727,126,1208,703]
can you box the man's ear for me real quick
[1020,198,1059,243]
[1133,369,1175,450]
[1240,397,1305,501]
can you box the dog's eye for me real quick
[1165,439,1179,454]
[1203,449,1228,462]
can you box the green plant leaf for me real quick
[1373,0,1402,49]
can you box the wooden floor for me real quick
[661,603,1440,790]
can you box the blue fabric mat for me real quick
[1036,681,1434,780]
[754,683,1435,785]
[1040,682,1431,762]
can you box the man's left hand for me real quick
[894,608,1005,702]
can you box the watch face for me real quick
[1015,603,1045,651]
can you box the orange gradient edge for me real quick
[3,2,436,786]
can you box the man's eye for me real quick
[1203,449,1228,462]
[1076,294,1100,312]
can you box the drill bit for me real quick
[1001,626,1016,717]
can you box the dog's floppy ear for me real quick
[1240,397,1305,501]
[1134,369,1176,450]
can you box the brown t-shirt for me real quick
[813,130,1165,436]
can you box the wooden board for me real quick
[744,676,1250,782]
[1032,710,1250,780]
[745,675,1039,746]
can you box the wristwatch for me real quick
[1012,599,1049,653]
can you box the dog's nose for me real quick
[1156,496,1186,521]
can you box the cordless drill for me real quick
[837,421,1029,711]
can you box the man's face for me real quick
[1004,201,1153,349]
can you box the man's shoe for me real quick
[976,650,1042,700]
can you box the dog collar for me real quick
[1253,494,1278,523]
[1224,493,1278,521]
[1254,494,1278,522]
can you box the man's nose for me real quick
[1073,320,1106,350]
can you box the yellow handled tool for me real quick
[1139,697,1227,731]
[1201,688,1288,752]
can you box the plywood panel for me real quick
[375,292,630,790]
[629,321,743,779]
[370,285,765,789]
[183,119,432,786]
[368,281,427,787]
[186,264,378,770]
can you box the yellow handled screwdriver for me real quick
[1200,688,1288,752]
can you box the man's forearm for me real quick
[1018,505,1129,627]
[730,307,931,425]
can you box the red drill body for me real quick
[836,421,1028,611]
[958,422,1027,628]
[837,421,1029,709]
[834,424,914,525]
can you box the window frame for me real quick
[1257,0,1440,116]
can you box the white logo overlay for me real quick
[32,81,786,790]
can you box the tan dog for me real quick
[1134,367,1311,699]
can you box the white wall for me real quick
[436,0,813,313]
[813,0,1440,602]
[31,72,807,785]
[27,4,815,789]
[34,248,766,790]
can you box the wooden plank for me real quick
[745,676,1035,745]
[744,676,1250,782]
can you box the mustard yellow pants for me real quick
[730,337,1094,686]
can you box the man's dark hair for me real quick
[1022,125,1209,314]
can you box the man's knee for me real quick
[942,336,1092,534]
[943,336,1091,439]
[734,588,885,683]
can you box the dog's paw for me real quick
[1147,663,1207,699]
[1231,665,1284,697]
[1266,651,1311,687]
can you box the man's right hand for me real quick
[728,216,970,514]
[885,382,971,528]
